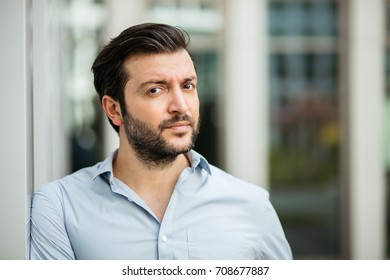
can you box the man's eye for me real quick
[148,88,162,95]
[184,84,195,90]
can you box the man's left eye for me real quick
[184,84,195,90]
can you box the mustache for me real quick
[158,114,195,132]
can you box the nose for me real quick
[168,86,189,115]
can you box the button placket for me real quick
[157,185,180,260]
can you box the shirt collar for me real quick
[92,149,212,182]
[186,150,212,175]
[92,150,117,183]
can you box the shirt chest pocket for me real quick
[186,228,256,260]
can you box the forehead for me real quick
[123,50,196,82]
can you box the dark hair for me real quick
[91,23,191,133]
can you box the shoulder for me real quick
[33,163,102,204]
[189,150,270,204]
[208,164,270,200]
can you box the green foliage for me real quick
[270,147,338,188]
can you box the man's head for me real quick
[92,23,191,133]
[91,23,200,167]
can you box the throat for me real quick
[142,190,174,222]
[113,151,191,222]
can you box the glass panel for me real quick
[61,0,106,172]
[269,0,338,36]
[268,0,340,258]
[191,52,220,166]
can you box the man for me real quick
[30,23,292,260]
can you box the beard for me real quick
[122,110,200,168]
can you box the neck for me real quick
[113,142,190,192]
[112,133,191,222]
[113,144,190,222]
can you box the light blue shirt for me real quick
[30,150,292,260]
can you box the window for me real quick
[268,0,340,258]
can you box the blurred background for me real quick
[1,0,389,260]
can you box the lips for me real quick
[168,121,190,128]
[165,122,192,133]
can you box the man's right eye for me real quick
[148,88,162,95]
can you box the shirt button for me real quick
[161,235,168,242]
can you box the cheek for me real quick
[188,95,200,115]
[126,103,160,125]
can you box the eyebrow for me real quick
[183,76,197,83]
[137,76,197,91]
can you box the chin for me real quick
[168,141,193,153]
[172,144,193,153]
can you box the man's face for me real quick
[121,50,200,166]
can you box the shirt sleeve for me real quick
[30,184,75,260]
[259,199,293,260]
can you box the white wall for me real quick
[0,0,33,259]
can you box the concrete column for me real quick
[0,0,33,259]
[223,0,268,187]
[348,0,386,259]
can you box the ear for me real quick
[101,95,123,126]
